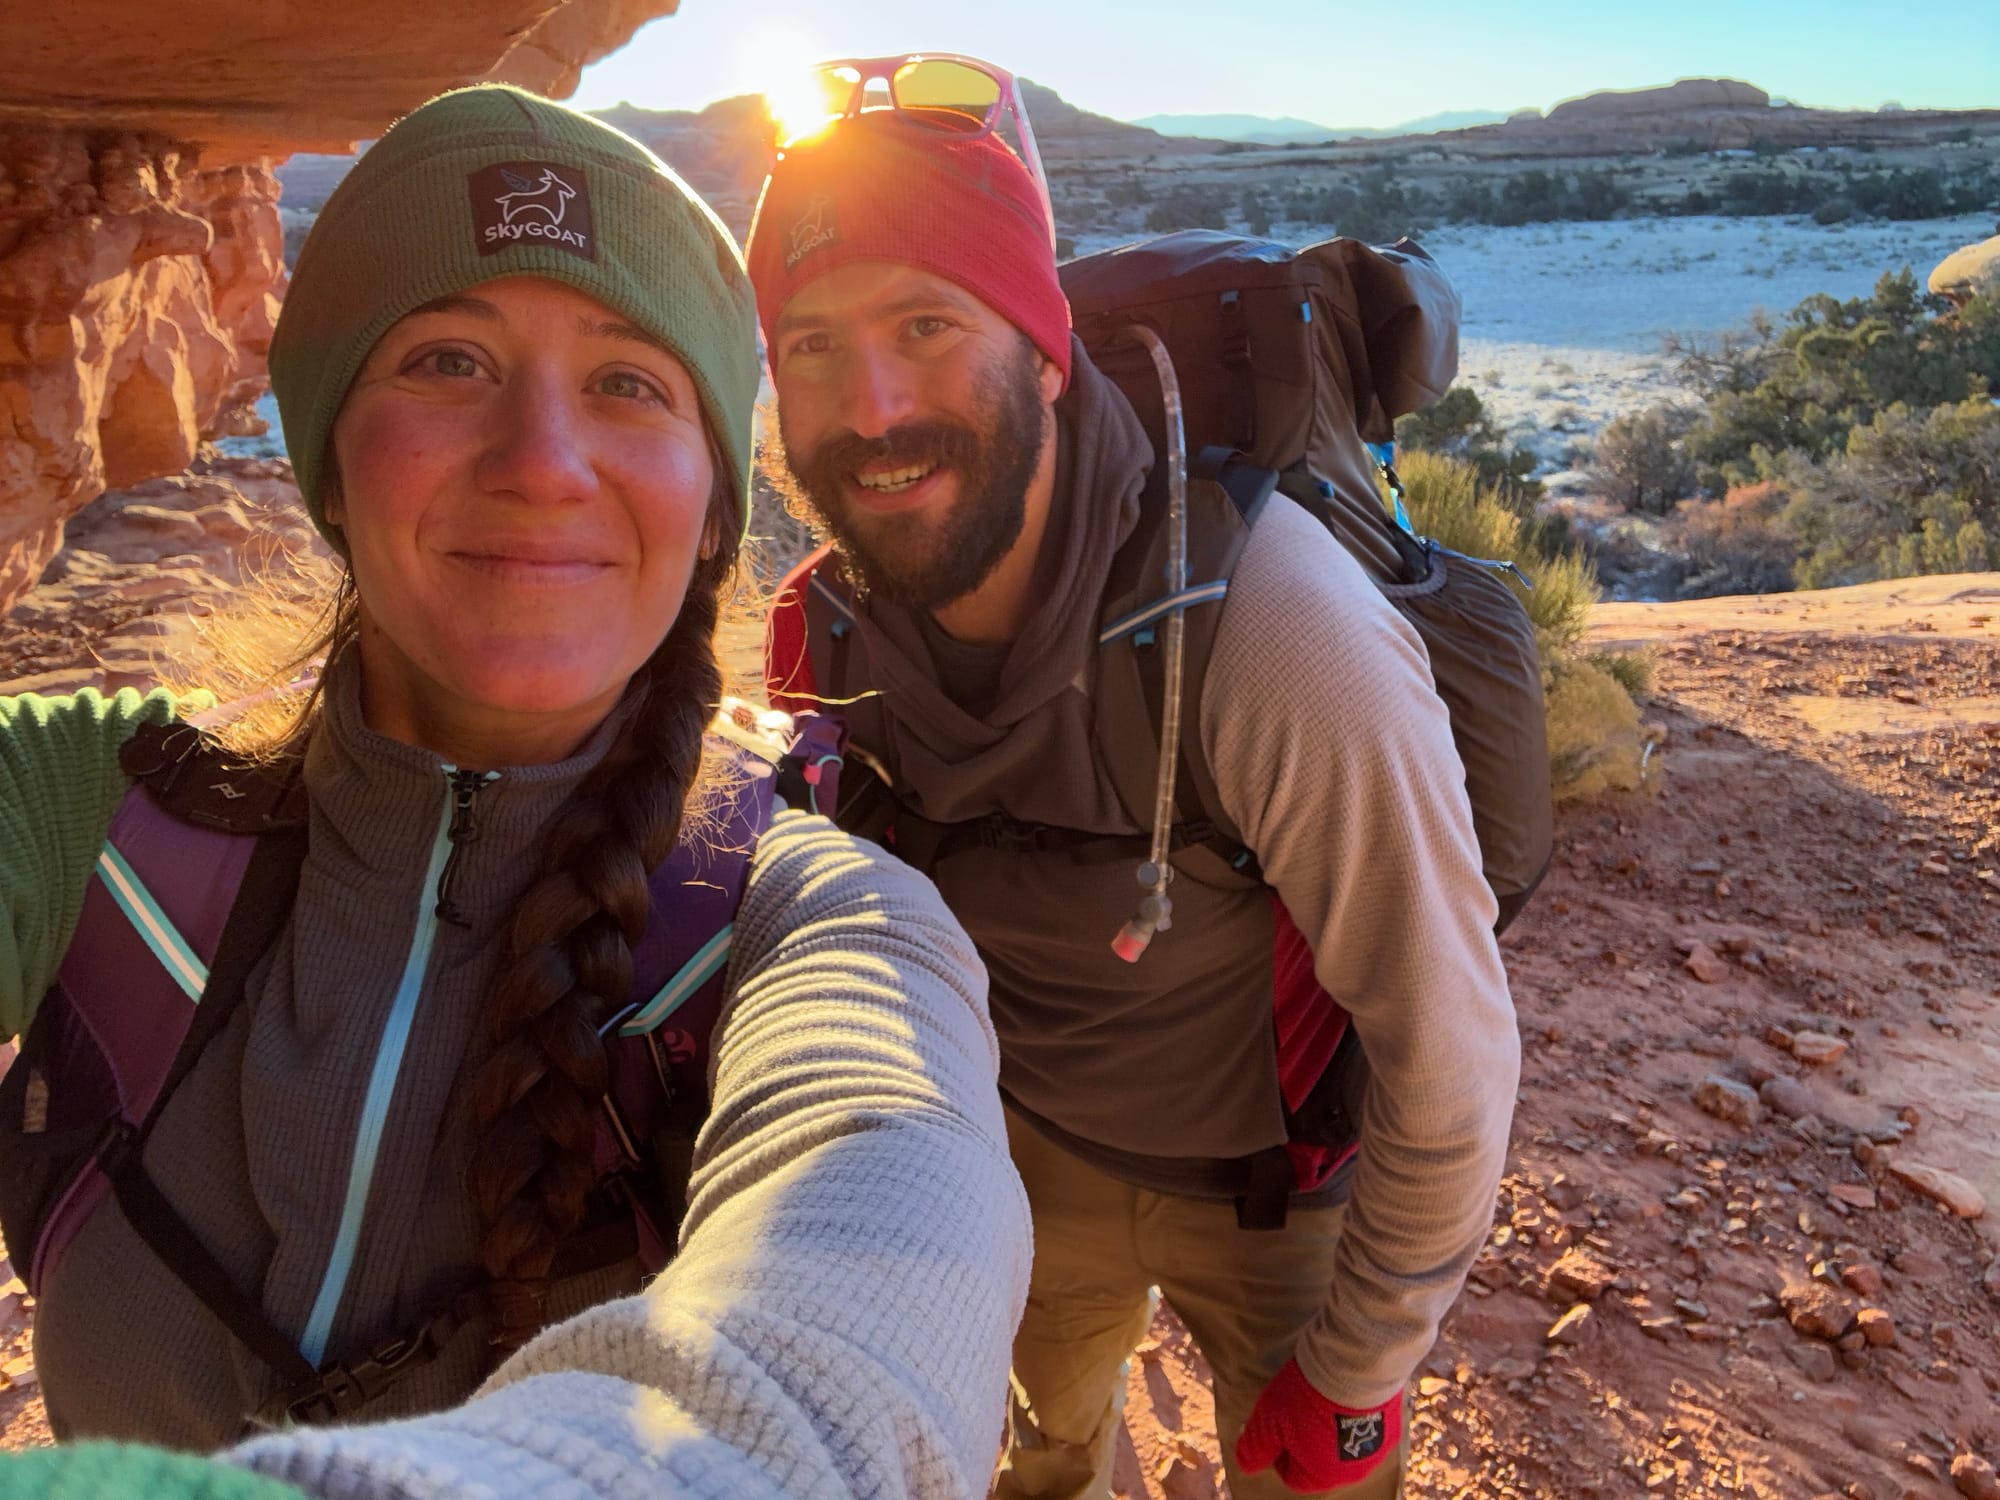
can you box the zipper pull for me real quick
[434,768,494,927]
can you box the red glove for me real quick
[1235,1358,1402,1493]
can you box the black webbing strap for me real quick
[1235,1145,1295,1232]
[250,1286,489,1430]
[109,1142,317,1386]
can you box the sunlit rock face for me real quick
[0,0,677,618]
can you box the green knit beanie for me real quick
[269,84,760,551]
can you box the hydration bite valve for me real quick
[1111,866,1174,963]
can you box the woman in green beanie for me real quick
[0,83,1026,1479]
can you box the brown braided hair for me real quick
[462,485,740,1348]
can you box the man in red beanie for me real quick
[750,110,1517,1500]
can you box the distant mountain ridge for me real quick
[1133,107,1510,142]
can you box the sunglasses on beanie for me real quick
[768,53,1058,250]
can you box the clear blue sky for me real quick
[571,0,2000,129]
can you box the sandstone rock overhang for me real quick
[0,0,681,156]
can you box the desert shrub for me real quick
[1593,649,1656,699]
[1544,657,1649,802]
[1240,188,1273,238]
[1780,396,2000,587]
[1812,197,1854,225]
[1588,403,1701,515]
[1103,174,1150,209]
[1674,271,2000,490]
[1144,184,1230,232]
[1393,386,1543,509]
[1667,480,1802,597]
[1395,452,1635,801]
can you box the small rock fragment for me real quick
[1828,1183,1876,1210]
[1684,943,1730,984]
[1952,1453,2000,1500]
[1695,1075,1762,1127]
[1545,1173,1585,1211]
[1887,1162,1986,1218]
[1547,1250,1617,1305]
[1791,1032,1848,1066]
[1839,1263,1883,1297]
[1855,1308,1896,1347]
[1760,1075,1818,1120]
[1487,1356,1538,1382]
[1781,1282,1858,1341]
[1547,1305,1595,1345]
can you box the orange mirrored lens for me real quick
[891,59,1002,125]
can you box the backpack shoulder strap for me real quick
[767,543,863,714]
[77,726,318,1390]
[118,719,309,834]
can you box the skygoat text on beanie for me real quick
[468,161,596,260]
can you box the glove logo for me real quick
[1337,1410,1384,1461]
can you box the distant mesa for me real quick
[1132,112,1340,143]
[1132,108,1509,143]
[1544,78,1771,124]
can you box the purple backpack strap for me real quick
[594,734,780,1265]
[16,784,260,1292]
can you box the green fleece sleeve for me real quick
[0,687,185,1040]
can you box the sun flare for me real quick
[763,64,845,146]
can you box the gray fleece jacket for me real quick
[4,658,1022,1457]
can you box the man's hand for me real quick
[1235,1358,1402,1493]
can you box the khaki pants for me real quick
[994,1109,1407,1500]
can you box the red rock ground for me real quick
[1114,578,2000,1500]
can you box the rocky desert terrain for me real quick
[1113,576,2000,1500]
[1,9,1996,1490]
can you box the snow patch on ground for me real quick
[1079,209,1994,468]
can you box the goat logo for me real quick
[469,161,596,261]
[1336,1411,1385,1461]
[495,167,575,227]
[786,194,838,270]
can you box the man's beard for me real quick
[771,339,1048,611]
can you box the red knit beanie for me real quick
[746,116,1072,386]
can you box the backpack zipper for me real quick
[296,763,495,1368]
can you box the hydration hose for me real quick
[1112,324,1189,964]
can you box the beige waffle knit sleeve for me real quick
[229,811,1028,1499]
[1201,498,1520,1410]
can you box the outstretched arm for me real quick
[228,809,1029,1499]
[0,688,185,1040]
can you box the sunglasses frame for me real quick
[790,52,1058,251]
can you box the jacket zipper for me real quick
[296,763,495,1368]
[434,768,491,926]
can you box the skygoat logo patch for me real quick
[1336,1410,1386,1462]
[469,162,596,260]
[786,194,837,270]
